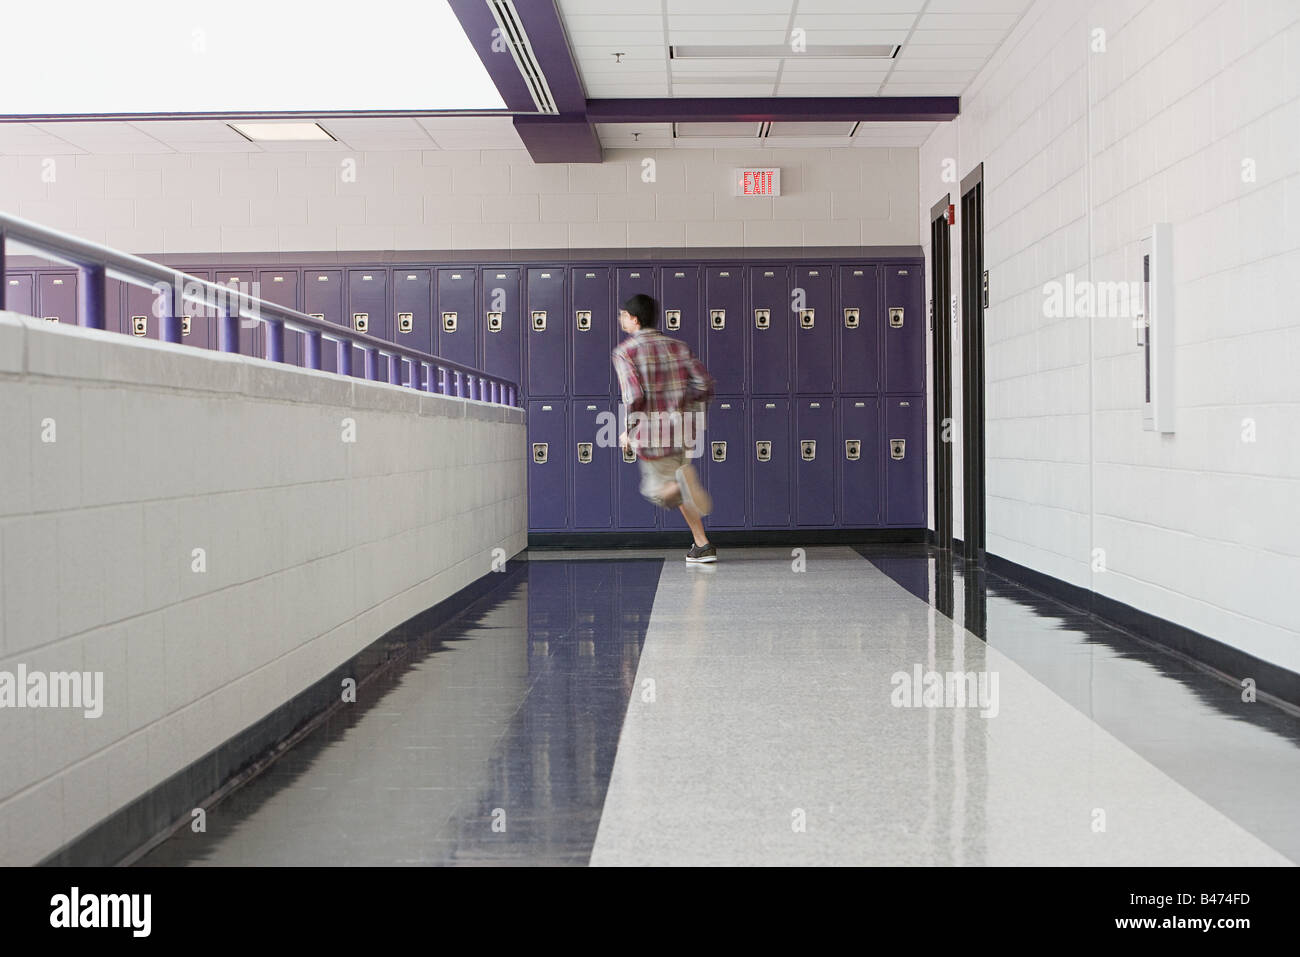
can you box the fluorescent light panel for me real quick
[671,44,899,59]
[229,122,335,142]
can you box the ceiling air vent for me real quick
[488,0,559,114]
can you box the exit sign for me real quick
[734,167,780,196]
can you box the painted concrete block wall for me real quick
[918,0,1300,674]
[0,313,527,864]
[0,146,919,254]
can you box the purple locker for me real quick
[657,266,701,358]
[617,434,660,531]
[123,282,165,343]
[749,398,791,527]
[257,269,300,365]
[179,271,214,350]
[304,269,344,374]
[884,264,924,394]
[884,396,925,526]
[393,269,432,361]
[703,397,746,528]
[526,267,567,397]
[840,396,882,527]
[795,398,836,527]
[614,265,653,400]
[347,269,387,377]
[570,399,614,529]
[212,269,264,357]
[105,277,125,338]
[36,273,77,324]
[793,265,834,394]
[4,273,34,316]
[481,267,521,398]
[571,267,612,396]
[839,265,880,394]
[435,268,476,373]
[528,399,568,530]
[704,266,745,394]
[748,265,790,395]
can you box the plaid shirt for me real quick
[612,328,714,460]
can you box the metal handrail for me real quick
[0,211,519,406]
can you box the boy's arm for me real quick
[612,347,646,413]
[683,349,715,405]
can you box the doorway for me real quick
[959,164,986,563]
[929,195,953,552]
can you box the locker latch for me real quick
[799,309,814,330]
[398,312,413,334]
[844,307,859,329]
[44,316,59,323]
[575,310,592,332]
[754,308,770,330]
[755,441,771,463]
[711,441,726,463]
[532,443,548,464]
[710,309,725,331]
[577,443,593,464]
[890,438,906,460]
[665,309,681,331]
[622,446,636,463]
[531,310,547,331]
[889,307,904,328]
[487,312,503,332]
[845,439,861,461]
[131,315,147,336]
[800,439,816,461]
[442,312,457,333]
[353,313,369,333]
[182,315,192,337]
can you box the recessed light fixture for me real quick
[228,121,336,142]
[670,44,899,59]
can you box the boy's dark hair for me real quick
[622,293,658,329]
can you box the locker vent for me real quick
[488,0,559,114]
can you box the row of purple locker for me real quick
[529,394,925,531]
[4,259,924,398]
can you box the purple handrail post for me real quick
[159,279,182,343]
[388,354,400,385]
[77,263,107,330]
[306,330,322,370]
[267,319,285,363]
[218,306,239,352]
[364,347,379,380]
[337,340,353,377]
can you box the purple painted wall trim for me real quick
[586,96,960,124]
[513,114,601,163]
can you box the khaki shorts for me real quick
[638,451,688,508]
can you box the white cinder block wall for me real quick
[919,0,1300,674]
[0,146,918,253]
[0,314,527,865]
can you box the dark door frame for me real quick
[929,195,954,552]
[959,164,986,563]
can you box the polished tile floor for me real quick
[140,546,1299,866]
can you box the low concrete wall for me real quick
[0,313,527,864]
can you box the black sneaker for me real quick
[685,543,717,564]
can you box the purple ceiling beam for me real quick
[586,97,960,124]
[513,114,601,164]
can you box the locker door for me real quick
[104,278,123,336]
[178,270,214,351]
[884,396,925,526]
[748,265,790,395]
[528,400,568,530]
[394,269,433,384]
[37,272,77,324]
[123,282,166,343]
[749,398,791,527]
[258,269,300,365]
[304,269,344,373]
[839,265,880,394]
[526,267,567,397]
[884,264,924,394]
[795,398,835,527]
[571,399,614,530]
[658,266,701,358]
[4,273,34,316]
[212,269,263,357]
[347,269,387,377]
[571,267,612,396]
[840,397,882,527]
[703,397,746,528]
[617,437,660,531]
[481,267,522,397]
[614,265,654,400]
[435,268,476,371]
[704,266,745,394]
[793,265,834,394]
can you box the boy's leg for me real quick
[679,502,709,547]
